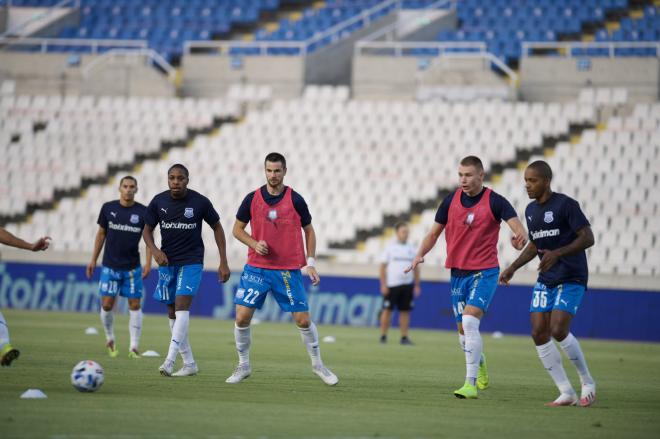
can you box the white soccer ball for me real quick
[70,360,104,392]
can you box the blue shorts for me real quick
[99,266,143,299]
[529,282,585,315]
[450,267,499,323]
[234,264,308,313]
[153,264,203,305]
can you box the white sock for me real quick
[462,315,482,386]
[166,311,191,364]
[558,333,594,385]
[0,310,10,350]
[128,309,143,351]
[299,322,322,368]
[100,309,115,342]
[536,340,574,395]
[169,317,193,363]
[234,324,251,365]
[459,333,484,366]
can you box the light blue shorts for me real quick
[450,267,499,323]
[234,264,308,312]
[153,264,203,305]
[99,266,143,299]
[529,282,585,315]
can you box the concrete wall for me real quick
[305,11,397,86]
[0,52,174,97]
[181,54,305,98]
[520,56,660,102]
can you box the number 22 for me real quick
[243,288,260,305]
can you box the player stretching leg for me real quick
[407,156,527,399]
[143,164,230,377]
[226,152,338,386]
[500,161,596,407]
[87,176,151,358]
[0,227,50,366]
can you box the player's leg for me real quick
[121,266,144,358]
[397,285,414,345]
[0,309,20,366]
[227,265,267,383]
[166,264,203,377]
[379,291,393,343]
[550,284,595,406]
[530,282,577,406]
[293,311,338,386]
[99,268,119,357]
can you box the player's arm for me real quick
[211,221,230,283]
[143,224,168,266]
[0,227,50,252]
[86,227,106,279]
[232,219,268,255]
[505,217,528,250]
[303,223,320,286]
[499,240,538,285]
[405,222,445,273]
[142,245,152,279]
[413,264,421,297]
[538,226,595,273]
[379,263,388,295]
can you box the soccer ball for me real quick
[70,360,104,392]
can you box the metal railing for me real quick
[0,0,80,38]
[521,41,660,58]
[185,0,404,56]
[0,37,147,54]
[361,0,456,42]
[355,41,486,57]
[82,48,176,81]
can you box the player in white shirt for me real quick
[379,222,421,345]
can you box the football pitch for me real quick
[1,309,659,439]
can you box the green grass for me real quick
[1,309,660,439]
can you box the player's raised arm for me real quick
[86,227,107,279]
[505,217,528,250]
[405,222,445,273]
[538,226,595,273]
[303,223,320,286]
[212,221,231,283]
[0,227,50,252]
[499,240,538,285]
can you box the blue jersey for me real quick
[525,193,590,287]
[435,187,517,225]
[97,200,146,271]
[145,189,220,266]
[236,185,312,226]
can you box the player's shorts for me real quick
[234,264,308,313]
[382,284,414,311]
[153,264,203,305]
[450,267,499,323]
[529,282,585,315]
[99,266,143,299]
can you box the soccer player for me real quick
[226,152,338,386]
[143,164,230,377]
[86,176,151,358]
[379,222,421,345]
[0,227,50,366]
[406,156,527,399]
[499,160,596,407]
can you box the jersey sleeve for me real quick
[434,193,454,225]
[379,246,390,264]
[97,204,108,229]
[204,198,220,226]
[291,190,312,227]
[490,192,518,222]
[566,198,590,233]
[144,198,159,227]
[235,192,255,223]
